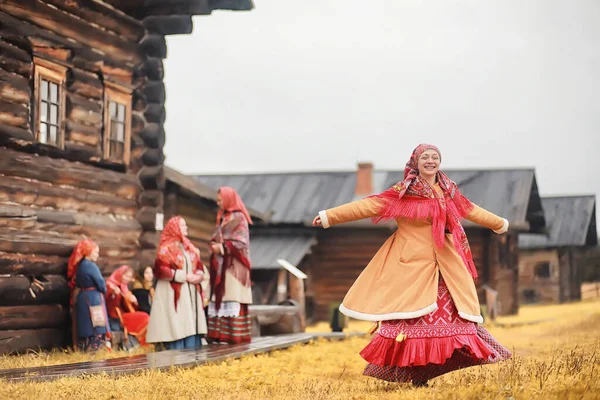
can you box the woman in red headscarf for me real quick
[68,239,110,351]
[312,144,512,386]
[105,265,150,349]
[207,187,253,344]
[146,216,210,350]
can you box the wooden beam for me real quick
[0,0,143,65]
[0,147,141,200]
[0,68,31,104]
[0,175,137,217]
[67,69,103,100]
[66,92,103,127]
[144,103,166,124]
[142,58,164,81]
[0,99,29,129]
[140,148,165,166]
[0,252,67,275]
[144,80,166,103]
[0,304,67,330]
[44,0,145,42]
[140,123,165,149]
[143,15,193,36]
[0,328,65,354]
[138,190,164,209]
[137,165,165,190]
[136,206,161,231]
[0,275,69,306]
[139,34,167,59]
[0,122,34,143]
[0,40,32,78]
[65,121,102,147]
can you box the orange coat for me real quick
[318,184,508,323]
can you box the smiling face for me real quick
[417,149,441,180]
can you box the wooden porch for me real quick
[0,332,362,382]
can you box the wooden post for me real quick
[276,269,287,304]
[289,274,306,330]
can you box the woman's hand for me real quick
[210,243,222,254]
[186,273,203,284]
[110,284,121,296]
[312,215,322,226]
[129,294,138,304]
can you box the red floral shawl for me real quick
[209,211,251,311]
[369,144,478,279]
[154,216,203,310]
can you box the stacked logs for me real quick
[0,2,146,353]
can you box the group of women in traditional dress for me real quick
[67,187,254,352]
[67,143,513,387]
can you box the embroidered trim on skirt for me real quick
[208,301,241,318]
[360,277,511,383]
[208,303,252,344]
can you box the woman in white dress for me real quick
[146,216,210,350]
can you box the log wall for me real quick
[0,1,154,354]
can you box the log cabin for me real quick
[0,0,253,354]
[518,195,597,304]
[195,163,546,322]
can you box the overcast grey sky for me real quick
[163,0,599,225]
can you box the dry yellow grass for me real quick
[1,300,599,400]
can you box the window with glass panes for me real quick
[107,100,126,160]
[39,78,61,146]
[103,85,132,164]
[34,59,66,148]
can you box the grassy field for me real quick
[1,299,599,400]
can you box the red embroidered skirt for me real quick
[208,304,252,344]
[360,277,511,383]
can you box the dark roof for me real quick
[519,195,597,249]
[194,168,545,232]
[250,232,317,270]
[105,0,254,20]
[164,166,270,221]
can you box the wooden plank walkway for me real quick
[0,332,363,383]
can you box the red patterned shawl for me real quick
[154,216,203,310]
[369,144,478,279]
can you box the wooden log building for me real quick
[0,0,253,354]
[195,163,546,322]
[518,195,597,304]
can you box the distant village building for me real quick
[0,0,253,354]
[195,163,547,321]
[519,195,597,304]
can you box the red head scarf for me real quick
[216,186,253,226]
[157,216,201,270]
[67,239,99,290]
[106,265,134,296]
[370,144,478,279]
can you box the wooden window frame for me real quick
[103,81,132,166]
[33,58,67,149]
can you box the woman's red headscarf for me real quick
[106,265,133,296]
[67,239,99,290]
[155,216,202,310]
[158,216,200,265]
[370,144,478,279]
[216,186,252,226]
